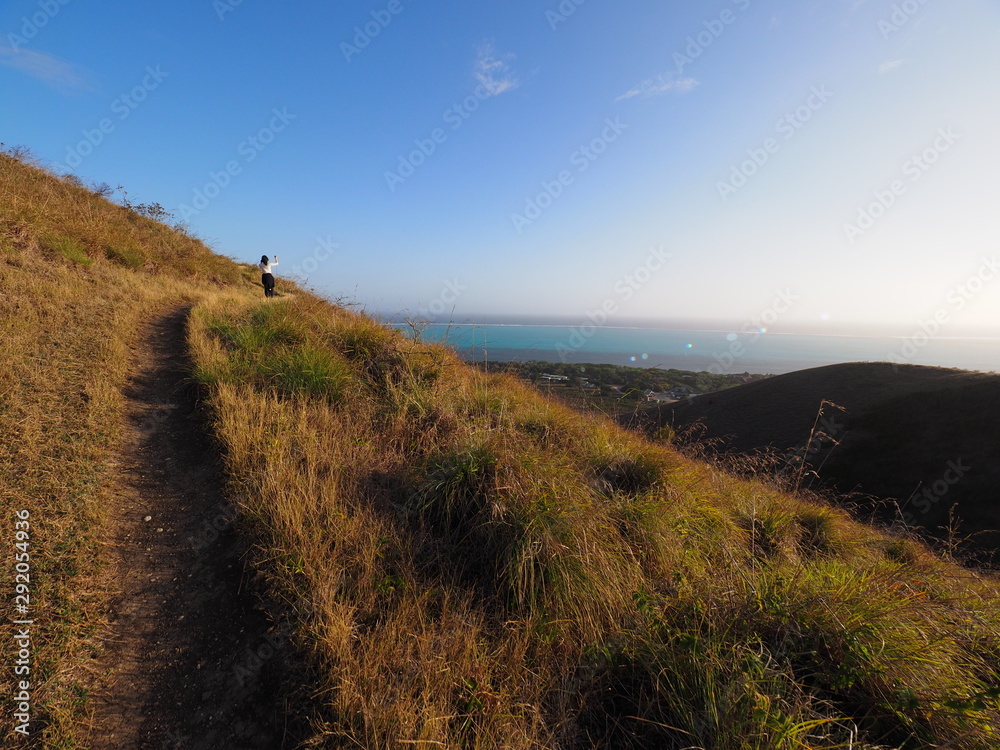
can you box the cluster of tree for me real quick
[486,360,765,399]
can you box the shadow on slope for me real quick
[626,362,1000,556]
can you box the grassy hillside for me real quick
[0,149,255,745]
[4,149,1000,748]
[188,298,1000,749]
[627,363,1000,554]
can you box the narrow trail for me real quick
[80,307,301,749]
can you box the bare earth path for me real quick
[80,307,304,749]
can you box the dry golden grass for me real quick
[0,150,255,746]
[189,292,1000,749]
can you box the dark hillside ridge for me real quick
[627,362,1000,551]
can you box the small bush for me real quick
[89,181,114,198]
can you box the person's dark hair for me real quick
[261,255,269,264]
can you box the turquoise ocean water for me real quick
[399,324,1000,376]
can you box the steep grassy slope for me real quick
[627,363,1000,551]
[4,149,1000,749]
[189,296,1000,749]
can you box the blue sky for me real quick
[2,0,999,335]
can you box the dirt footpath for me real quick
[80,307,304,749]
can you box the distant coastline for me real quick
[390,320,1000,342]
[388,322,1000,376]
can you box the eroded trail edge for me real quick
[80,307,297,749]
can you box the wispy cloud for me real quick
[879,59,905,74]
[0,46,91,92]
[616,73,699,102]
[474,42,519,96]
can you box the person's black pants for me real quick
[262,273,275,297]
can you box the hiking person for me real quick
[259,254,278,298]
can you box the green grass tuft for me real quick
[104,243,144,268]
[261,343,351,401]
[42,233,93,266]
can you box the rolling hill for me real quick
[627,362,1000,554]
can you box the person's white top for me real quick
[258,258,278,274]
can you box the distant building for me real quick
[665,385,698,400]
[539,373,570,383]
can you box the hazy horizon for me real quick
[378,312,1000,341]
